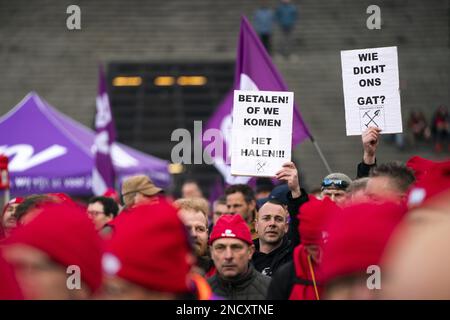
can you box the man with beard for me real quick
[251,199,291,277]
[175,197,214,277]
[101,199,213,300]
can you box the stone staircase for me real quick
[0,0,448,195]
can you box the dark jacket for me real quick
[357,160,377,178]
[266,260,296,300]
[251,235,293,277]
[287,188,309,247]
[197,255,216,278]
[207,264,271,300]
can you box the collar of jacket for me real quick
[197,255,214,274]
[253,234,291,256]
[217,264,256,288]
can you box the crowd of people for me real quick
[406,105,449,152]
[253,0,298,57]
[0,127,449,300]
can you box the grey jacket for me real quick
[207,264,271,300]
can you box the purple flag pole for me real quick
[204,16,330,185]
[92,65,117,195]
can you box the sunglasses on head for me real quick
[321,178,349,190]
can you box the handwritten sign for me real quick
[341,46,402,135]
[231,90,293,177]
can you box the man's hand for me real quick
[275,162,301,198]
[362,127,381,165]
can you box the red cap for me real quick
[6,203,104,293]
[103,188,120,203]
[407,161,450,208]
[2,197,24,216]
[298,196,340,245]
[47,193,77,206]
[0,251,23,299]
[103,199,193,293]
[406,156,438,182]
[209,214,253,246]
[320,202,406,283]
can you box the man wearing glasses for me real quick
[320,173,352,204]
[87,196,119,231]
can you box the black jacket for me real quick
[207,264,271,300]
[357,160,377,178]
[287,188,309,247]
[266,260,296,300]
[197,255,215,276]
[251,235,293,277]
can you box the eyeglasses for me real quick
[87,210,105,217]
[321,178,349,190]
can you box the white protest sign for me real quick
[341,46,402,135]
[231,90,293,177]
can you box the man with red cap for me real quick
[14,194,62,226]
[2,203,103,299]
[207,214,271,300]
[267,196,338,300]
[101,199,213,300]
[320,201,406,299]
[1,197,23,239]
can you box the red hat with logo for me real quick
[320,201,406,283]
[6,203,104,293]
[103,199,193,293]
[209,214,253,246]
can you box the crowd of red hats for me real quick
[0,154,449,300]
[104,200,193,294]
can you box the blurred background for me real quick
[0,0,448,199]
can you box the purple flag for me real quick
[204,16,311,184]
[92,65,116,195]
